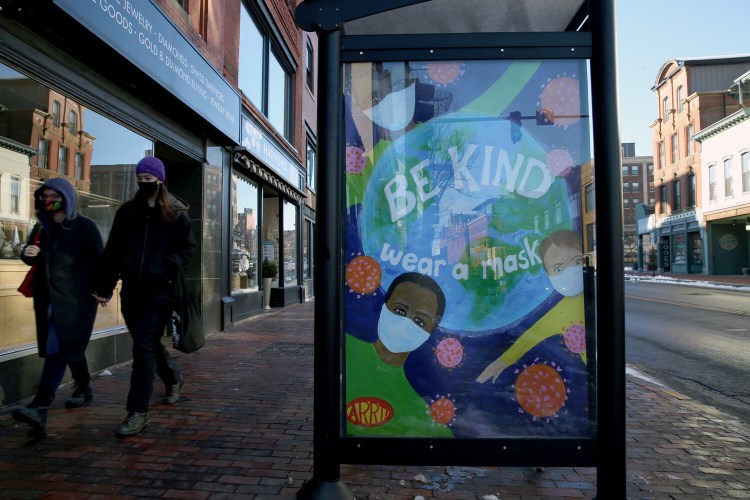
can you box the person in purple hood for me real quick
[12,177,103,439]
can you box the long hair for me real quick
[134,183,176,222]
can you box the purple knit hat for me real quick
[136,156,165,182]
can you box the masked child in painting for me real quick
[476,229,587,384]
[346,272,453,437]
[12,178,103,438]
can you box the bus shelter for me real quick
[294,1,624,498]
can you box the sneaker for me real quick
[65,383,93,409]
[162,376,184,405]
[115,411,150,437]
[12,405,46,429]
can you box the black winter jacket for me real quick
[98,194,196,300]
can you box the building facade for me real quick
[650,55,750,274]
[0,0,315,405]
[620,143,654,269]
[694,70,750,275]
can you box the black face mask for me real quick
[137,181,160,197]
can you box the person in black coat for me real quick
[94,156,196,437]
[12,177,103,438]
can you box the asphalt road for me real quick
[625,280,750,423]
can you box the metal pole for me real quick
[296,26,354,500]
[590,0,626,498]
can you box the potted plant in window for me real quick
[262,259,278,309]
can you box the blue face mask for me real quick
[377,304,430,353]
[549,265,584,297]
[361,81,416,131]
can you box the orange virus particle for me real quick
[428,395,456,425]
[546,148,574,177]
[425,62,462,85]
[434,337,464,369]
[515,362,567,419]
[346,146,367,174]
[563,323,586,354]
[540,76,580,127]
[345,255,381,295]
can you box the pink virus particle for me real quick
[345,255,381,295]
[514,360,568,420]
[546,148,574,177]
[428,395,456,425]
[540,76,581,127]
[563,323,586,354]
[346,146,367,175]
[425,62,463,85]
[434,337,464,369]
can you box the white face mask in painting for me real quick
[361,81,416,131]
[548,265,584,297]
[377,304,430,353]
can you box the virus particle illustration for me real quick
[546,148,574,177]
[540,76,581,127]
[563,323,586,354]
[425,62,463,85]
[428,395,456,426]
[514,361,567,420]
[345,255,381,295]
[434,337,464,369]
[346,145,368,175]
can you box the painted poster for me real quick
[343,59,593,439]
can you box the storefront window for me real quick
[283,200,297,286]
[231,174,259,293]
[673,233,686,265]
[690,233,703,266]
[0,62,149,353]
[263,193,280,286]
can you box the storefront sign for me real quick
[661,239,671,271]
[343,59,592,440]
[240,115,305,193]
[53,0,241,143]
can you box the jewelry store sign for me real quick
[53,0,241,143]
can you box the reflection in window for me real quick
[74,152,83,179]
[238,2,292,140]
[38,139,49,168]
[283,200,297,286]
[68,110,77,133]
[238,9,263,107]
[10,177,20,215]
[232,174,259,293]
[0,61,152,352]
[58,145,68,175]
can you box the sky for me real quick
[615,0,750,157]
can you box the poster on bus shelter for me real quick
[343,59,593,439]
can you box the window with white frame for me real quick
[708,164,716,201]
[663,96,670,120]
[742,152,750,193]
[671,133,678,164]
[239,2,293,140]
[632,164,639,176]
[724,158,733,197]
[677,85,684,112]
[688,173,696,207]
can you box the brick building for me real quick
[0,0,317,404]
[650,55,750,274]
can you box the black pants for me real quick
[32,355,90,407]
[122,293,181,413]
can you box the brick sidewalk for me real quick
[2,299,750,499]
